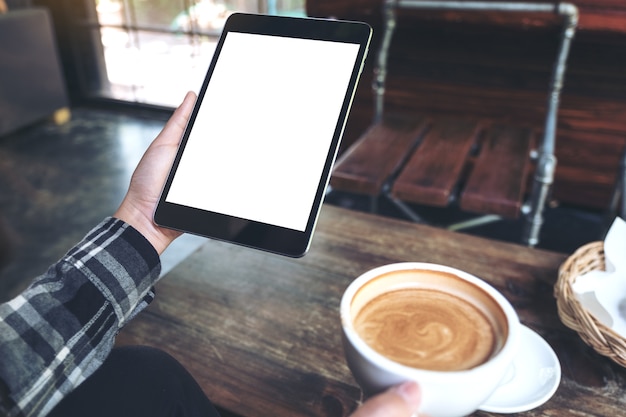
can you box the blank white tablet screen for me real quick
[165,32,360,231]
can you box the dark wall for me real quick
[32,0,106,102]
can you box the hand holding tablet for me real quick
[154,13,371,257]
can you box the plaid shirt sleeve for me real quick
[0,217,162,417]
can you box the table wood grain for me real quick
[117,205,626,417]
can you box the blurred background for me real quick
[63,0,305,106]
[1,0,624,300]
[94,0,306,106]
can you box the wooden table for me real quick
[117,205,625,417]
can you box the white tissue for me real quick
[571,217,626,336]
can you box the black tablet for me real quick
[154,13,371,257]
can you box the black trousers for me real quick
[49,346,221,417]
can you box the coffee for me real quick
[351,269,507,372]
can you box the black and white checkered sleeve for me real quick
[0,217,161,417]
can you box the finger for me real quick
[351,382,422,417]
[171,91,197,133]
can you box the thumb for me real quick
[350,382,422,417]
[155,91,197,147]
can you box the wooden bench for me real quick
[327,1,578,246]
[331,116,535,220]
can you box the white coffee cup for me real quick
[340,262,521,417]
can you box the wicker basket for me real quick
[555,241,626,367]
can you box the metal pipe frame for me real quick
[606,149,626,227]
[374,0,578,246]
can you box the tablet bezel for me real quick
[154,13,372,257]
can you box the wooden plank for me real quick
[391,118,482,206]
[460,125,534,218]
[330,115,430,196]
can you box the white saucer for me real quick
[479,325,561,413]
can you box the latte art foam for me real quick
[354,288,497,371]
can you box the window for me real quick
[93,0,305,106]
